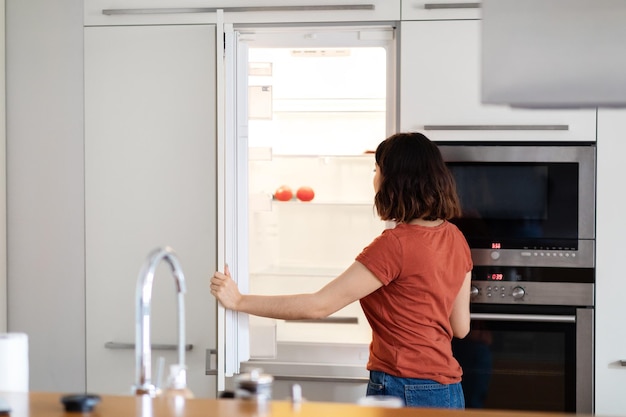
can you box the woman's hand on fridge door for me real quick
[210,264,242,311]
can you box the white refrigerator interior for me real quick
[229,26,396,402]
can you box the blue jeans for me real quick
[366,370,465,409]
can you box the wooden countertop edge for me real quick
[0,391,586,417]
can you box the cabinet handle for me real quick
[470,313,576,323]
[104,341,193,351]
[424,2,481,9]
[206,349,218,376]
[423,124,569,131]
[103,5,375,15]
[285,317,359,324]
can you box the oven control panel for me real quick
[471,283,525,301]
[470,281,594,307]
[469,243,595,269]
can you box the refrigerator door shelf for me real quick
[244,341,369,368]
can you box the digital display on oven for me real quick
[480,271,515,281]
[472,266,594,284]
[488,273,504,281]
[473,267,521,282]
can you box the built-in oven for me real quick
[452,266,593,413]
[439,142,596,414]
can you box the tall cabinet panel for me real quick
[595,109,626,416]
[84,25,218,397]
[399,20,597,142]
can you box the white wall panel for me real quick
[6,0,85,392]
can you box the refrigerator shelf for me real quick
[271,200,374,207]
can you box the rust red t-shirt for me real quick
[355,221,472,384]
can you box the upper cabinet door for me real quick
[401,0,481,20]
[85,0,400,26]
[399,20,597,142]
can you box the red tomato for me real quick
[274,185,293,201]
[296,186,315,202]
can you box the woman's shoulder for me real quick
[444,220,469,239]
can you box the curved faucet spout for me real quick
[133,246,187,396]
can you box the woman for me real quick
[210,132,472,408]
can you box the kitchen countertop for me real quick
[0,391,588,417]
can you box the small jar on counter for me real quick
[234,368,273,403]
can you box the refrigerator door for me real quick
[221,25,252,382]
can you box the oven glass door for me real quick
[448,161,579,250]
[452,305,577,412]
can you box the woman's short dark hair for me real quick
[374,132,461,223]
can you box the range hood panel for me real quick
[482,0,626,109]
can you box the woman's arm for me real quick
[210,262,383,320]
[449,271,472,338]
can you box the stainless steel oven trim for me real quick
[438,143,596,242]
[576,308,593,414]
[470,313,575,323]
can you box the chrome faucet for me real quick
[133,246,187,396]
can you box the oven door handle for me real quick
[470,313,576,323]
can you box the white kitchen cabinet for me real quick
[84,25,217,397]
[595,109,626,416]
[85,0,400,26]
[399,20,597,142]
[401,0,481,20]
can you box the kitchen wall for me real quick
[0,0,6,334]
[5,0,85,391]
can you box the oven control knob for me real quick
[511,286,525,299]
[470,286,479,298]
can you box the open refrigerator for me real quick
[222,25,396,402]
